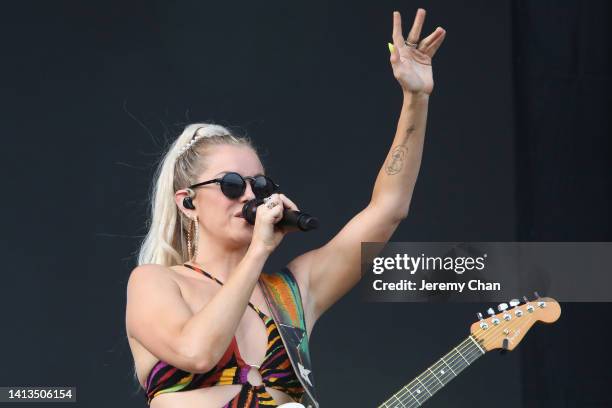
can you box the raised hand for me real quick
[389,9,446,95]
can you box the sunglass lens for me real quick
[220,173,246,199]
[252,176,276,198]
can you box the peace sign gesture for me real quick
[389,9,446,95]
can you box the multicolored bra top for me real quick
[144,263,305,407]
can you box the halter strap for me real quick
[182,263,266,318]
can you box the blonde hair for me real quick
[137,123,256,266]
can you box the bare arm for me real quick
[126,245,269,373]
[289,9,446,322]
[291,93,430,321]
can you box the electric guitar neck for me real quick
[378,294,561,407]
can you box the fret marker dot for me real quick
[416,389,421,394]
[440,370,445,374]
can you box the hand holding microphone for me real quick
[243,193,319,231]
[244,193,319,254]
[242,193,316,253]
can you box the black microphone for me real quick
[241,198,319,231]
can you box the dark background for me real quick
[0,0,610,407]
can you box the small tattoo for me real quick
[385,145,408,175]
[401,124,417,146]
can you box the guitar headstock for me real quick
[470,293,561,352]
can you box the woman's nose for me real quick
[241,181,256,201]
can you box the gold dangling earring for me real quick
[186,216,193,261]
[193,215,199,262]
[180,213,186,261]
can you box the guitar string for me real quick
[389,312,534,408]
[387,336,481,408]
[390,330,491,407]
[391,310,537,407]
[391,311,537,408]
[383,300,545,406]
[386,304,539,408]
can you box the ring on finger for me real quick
[404,40,418,48]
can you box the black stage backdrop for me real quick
[512,1,612,407]
[0,1,609,407]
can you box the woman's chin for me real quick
[234,219,253,234]
[234,216,253,228]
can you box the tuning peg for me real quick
[497,303,509,312]
[534,291,541,299]
[487,307,495,316]
[477,312,491,330]
[523,295,529,303]
[509,299,520,307]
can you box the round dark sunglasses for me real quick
[188,172,279,199]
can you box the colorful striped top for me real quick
[144,263,305,407]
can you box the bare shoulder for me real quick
[128,263,175,293]
[127,263,183,289]
[129,262,174,277]
[125,264,185,336]
[125,263,205,380]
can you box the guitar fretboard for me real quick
[378,335,485,407]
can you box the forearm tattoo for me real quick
[384,124,416,175]
[385,145,408,175]
[402,124,417,145]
